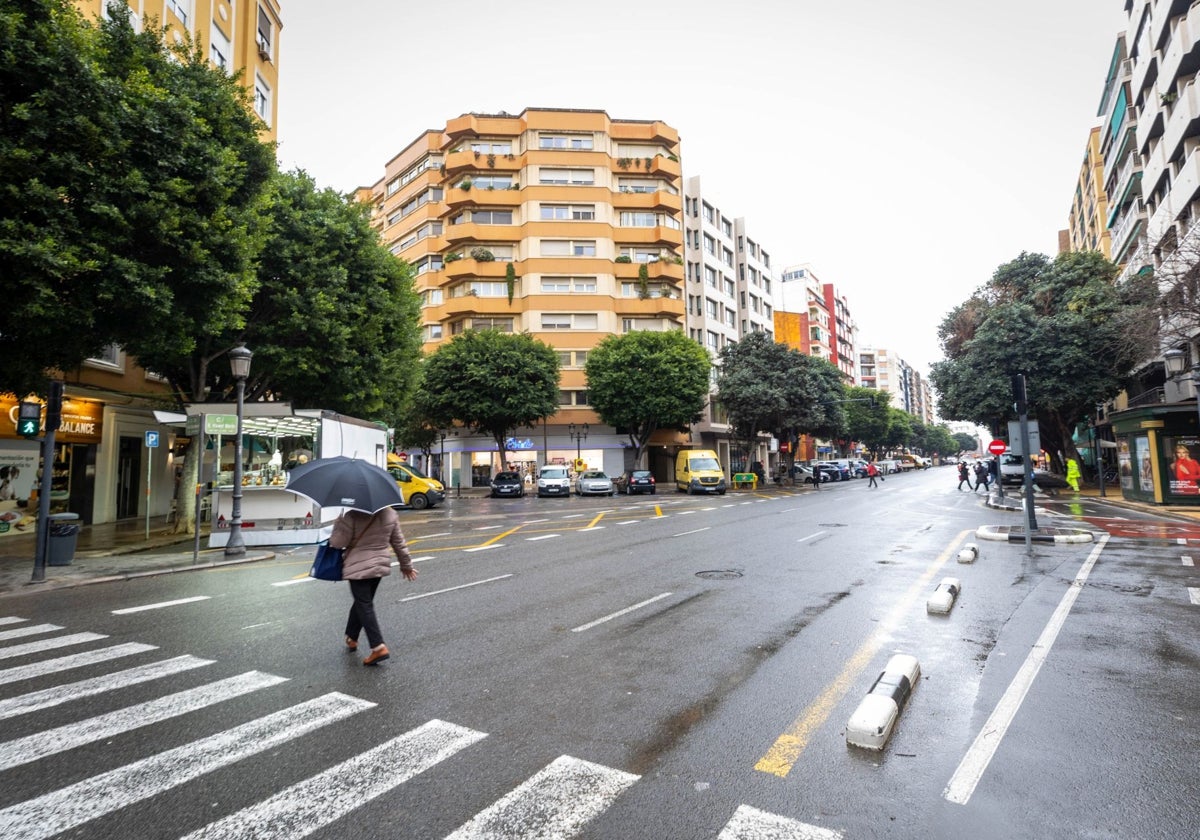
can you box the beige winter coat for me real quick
[329,507,413,580]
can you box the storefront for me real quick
[1110,402,1200,505]
[0,395,105,538]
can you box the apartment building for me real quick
[680,177,776,471]
[858,347,933,426]
[361,109,686,485]
[777,264,857,381]
[1065,126,1113,257]
[76,0,282,140]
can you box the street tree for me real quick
[842,386,890,457]
[930,250,1137,471]
[715,332,845,471]
[952,432,979,453]
[419,330,560,472]
[585,330,710,469]
[1,1,272,396]
[885,408,914,453]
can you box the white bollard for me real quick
[845,653,921,750]
[957,542,979,564]
[926,576,962,615]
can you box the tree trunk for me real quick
[170,436,201,535]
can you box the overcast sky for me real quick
[275,0,1128,376]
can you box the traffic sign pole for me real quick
[988,439,1006,500]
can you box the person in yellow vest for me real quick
[1065,457,1081,492]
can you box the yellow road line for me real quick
[586,511,608,529]
[754,529,971,777]
[481,525,522,546]
[654,504,663,517]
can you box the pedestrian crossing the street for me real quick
[0,615,841,839]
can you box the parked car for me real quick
[614,469,656,495]
[849,459,870,478]
[537,465,572,497]
[489,471,525,498]
[815,461,850,481]
[791,464,829,484]
[575,470,614,496]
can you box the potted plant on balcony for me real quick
[470,247,495,262]
[637,263,650,299]
[505,262,517,304]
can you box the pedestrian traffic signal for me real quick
[16,401,41,438]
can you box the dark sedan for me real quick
[489,471,525,498]
[614,469,657,495]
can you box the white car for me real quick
[537,466,571,497]
[575,470,614,496]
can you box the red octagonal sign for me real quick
[988,439,1007,455]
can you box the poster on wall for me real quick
[0,440,40,538]
[1165,436,1200,496]
[1135,436,1154,493]
[1118,439,1133,489]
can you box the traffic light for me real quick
[16,401,41,438]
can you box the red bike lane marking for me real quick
[1083,517,1200,540]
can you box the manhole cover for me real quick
[696,570,743,580]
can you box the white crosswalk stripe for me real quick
[0,631,107,659]
[179,719,487,840]
[444,755,639,839]
[0,670,287,771]
[717,804,844,839]
[0,691,375,840]
[0,623,61,642]
[0,654,213,721]
[0,642,157,686]
[0,617,28,626]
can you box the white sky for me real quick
[275,0,1128,376]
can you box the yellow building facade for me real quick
[361,109,686,484]
[75,0,281,141]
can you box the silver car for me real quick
[574,470,614,496]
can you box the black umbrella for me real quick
[284,456,404,513]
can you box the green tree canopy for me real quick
[952,432,979,453]
[419,330,560,468]
[585,329,711,468]
[715,332,845,466]
[930,250,1136,469]
[0,1,274,397]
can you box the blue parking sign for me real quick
[145,431,159,448]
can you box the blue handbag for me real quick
[309,542,345,581]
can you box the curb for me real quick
[975,525,1094,544]
[0,552,277,599]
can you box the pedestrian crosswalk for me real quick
[0,615,843,839]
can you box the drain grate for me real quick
[696,570,743,580]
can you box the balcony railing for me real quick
[1126,387,1167,408]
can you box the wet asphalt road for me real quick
[1,470,1197,839]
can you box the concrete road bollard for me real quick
[846,653,921,750]
[926,576,962,615]
[957,542,978,563]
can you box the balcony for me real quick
[611,188,682,213]
[1167,146,1200,213]
[611,225,683,247]
[443,223,521,247]
[1158,78,1200,164]
[609,120,680,147]
[1110,203,1144,260]
[1158,3,1200,84]
[444,186,522,209]
[432,295,522,320]
[1136,97,1166,155]
[443,149,524,176]
[444,113,523,141]
[613,259,684,282]
[443,258,512,281]
[613,295,685,319]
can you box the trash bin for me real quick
[47,512,81,566]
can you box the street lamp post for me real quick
[1095,403,1107,498]
[1164,348,1200,431]
[225,344,252,557]
[567,422,589,466]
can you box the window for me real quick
[452,281,508,298]
[465,175,513,190]
[426,324,443,341]
[703,235,715,255]
[253,75,271,123]
[400,188,444,219]
[386,178,401,197]
[86,344,123,369]
[210,22,231,71]
[722,219,732,238]
[540,134,594,150]
[539,168,594,185]
[725,308,736,327]
[618,178,675,194]
[470,141,512,154]
[704,266,717,287]
[541,313,598,330]
[723,278,735,297]
[398,156,441,190]
[541,204,595,220]
[722,248,733,267]
[541,276,598,293]
[467,317,513,332]
[166,0,189,27]
[706,298,718,318]
[541,240,597,257]
[622,318,666,332]
[425,289,443,306]
[703,203,715,223]
[256,5,273,55]
[558,390,590,406]
[706,331,720,350]
[619,212,657,227]
[557,350,589,367]
[413,255,443,274]
[473,210,513,225]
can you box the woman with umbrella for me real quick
[287,457,419,666]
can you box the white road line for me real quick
[464,544,503,553]
[617,520,640,526]
[797,532,827,543]
[673,527,710,537]
[526,534,560,541]
[571,592,673,633]
[0,623,62,642]
[272,577,313,587]
[563,514,585,519]
[0,655,213,721]
[179,719,486,840]
[0,632,107,660]
[0,617,26,627]
[401,575,512,602]
[418,532,453,538]
[579,526,605,532]
[522,519,550,524]
[1190,587,1200,605]
[676,510,696,516]
[474,525,502,531]
[444,755,638,840]
[0,670,287,771]
[1182,555,1195,566]
[0,642,156,686]
[112,596,211,615]
[0,692,374,840]
[718,804,843,839]
[1178,537,1188,545]
[944,535,1109,805]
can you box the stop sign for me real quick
[988,439,1007,455]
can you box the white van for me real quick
[537,465,571,498]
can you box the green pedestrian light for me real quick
[16,401,41,438]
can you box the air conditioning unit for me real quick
[256,36,271,60]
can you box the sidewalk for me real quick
[0,515,276,598]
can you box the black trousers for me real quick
[346,578,384,648]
